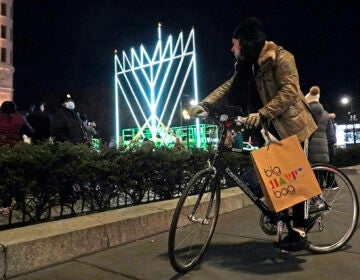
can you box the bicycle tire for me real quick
[307,163,359,253]
[168,169,220,273]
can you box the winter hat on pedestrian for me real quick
[60,93,74,104]
[305,86,320,103]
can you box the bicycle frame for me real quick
[207,114,278,223]
[207,114,332,230]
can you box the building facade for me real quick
[0,0,13,105]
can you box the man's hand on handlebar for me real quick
[186,105,263,129]
[188,105,209,118]
[245,112,261,129]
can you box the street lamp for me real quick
[341,96,357,144]
[179,95,195,127]
[182,109,191,150]
[189,99,197,106]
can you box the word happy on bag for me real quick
[263,166,303,198]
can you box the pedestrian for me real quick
[305,86,333,163]
[26,101,51,142]
[0,101,35,215]
[327,112,337,163]
[189,17,317,251]
[231,129,244,150]
[141,137,155,153]
[51,94,89,144]
[80,114,98,144]
[0,101,35,146]
[305,86,338,190]
[174,137,185,150]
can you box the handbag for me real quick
[250,135,321,212]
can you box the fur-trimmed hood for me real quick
[257,41,277,66]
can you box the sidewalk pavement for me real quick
[0,187,253,278]
[339,164,360,174]
[1,165,359,279]
[10,197,360,280]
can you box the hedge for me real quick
[0,140,357,227]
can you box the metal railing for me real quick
[0,178,232,230]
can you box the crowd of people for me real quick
[0,91,189,151]
[0,93,100,215]
[0,93,98,147]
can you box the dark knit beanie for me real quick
[233,17,266,42]
[233,17,266,63]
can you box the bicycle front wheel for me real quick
[168,169,220,273]
[307,163,359,253]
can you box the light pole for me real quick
[341,96,357,144]
[182,109,191,150]
[179,94,192,128]
[179,99,183,127]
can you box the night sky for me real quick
[13,0,359,122]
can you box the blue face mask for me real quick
[64,101,75,110]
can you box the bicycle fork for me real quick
[188,173,217,225]
[188,191,213,225]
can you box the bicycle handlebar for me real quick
[193,110,248,127]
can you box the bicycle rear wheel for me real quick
[307,163,359,253]
[168,169,220,273]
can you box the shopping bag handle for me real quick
[260,122,280,149]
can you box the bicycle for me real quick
[168,110,359,273]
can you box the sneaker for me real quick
[275,230,310,252]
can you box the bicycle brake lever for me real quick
[196,111,209,119]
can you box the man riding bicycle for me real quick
[189,17,317,251]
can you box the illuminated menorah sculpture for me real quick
[114,23,200,147]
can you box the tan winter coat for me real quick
[201,41,317,142]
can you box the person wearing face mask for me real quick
[51,93,89,144]
[189,17,317,251]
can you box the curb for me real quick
[340,166,360,175]
[0,187,250,278]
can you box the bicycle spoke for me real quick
[168,169,220,272]
[308,164,359,253]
